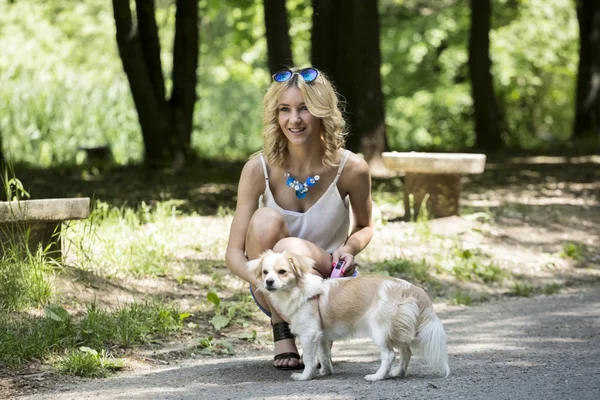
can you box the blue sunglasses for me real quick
[272,68,319,83]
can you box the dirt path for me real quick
[16,285,600,400]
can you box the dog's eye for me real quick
[278,269,286,275]
[262,270,268,275]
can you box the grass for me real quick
[559,241,586,261]
[0,301,187,371]
[375,258,433,284]
[509,283,535,297]
[57,347,124,378]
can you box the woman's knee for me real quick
[273,238,332,278]
[273,237,308,254]
[247,208,288,248]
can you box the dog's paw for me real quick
[291,372,313,381]
[319,365,333,376]
[364,373,385,382]
[319,361,333,376]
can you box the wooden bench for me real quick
[0,198,90,259]
[382,152,486,219]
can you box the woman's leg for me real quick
[245,208,299,368]
[246,208,333,368]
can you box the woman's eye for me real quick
[300,106,308,111]
[279,107,289,112]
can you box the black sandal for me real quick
[272,321,303,371]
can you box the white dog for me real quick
[247,250,450,381]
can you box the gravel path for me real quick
[19,286,600,400]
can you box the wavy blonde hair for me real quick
[261,67,346,169]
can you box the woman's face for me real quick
[277,87,322,146]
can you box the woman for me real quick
[225,67,373,370]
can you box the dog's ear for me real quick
[284,251,315,277]
[246,257,264,282]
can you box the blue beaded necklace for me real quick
[284,171,320,199]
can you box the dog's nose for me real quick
[266,278,274,287]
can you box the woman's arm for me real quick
[333,153,374,266]
[225,158,265,284]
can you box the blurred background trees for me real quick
[112,0,199,168]
[573,0,600,140]
[0,0,596,169]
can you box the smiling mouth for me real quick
[288,127,306,134]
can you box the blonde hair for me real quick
[261,67,346,169]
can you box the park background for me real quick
[0,0,598,395]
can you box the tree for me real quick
[573,0,600,139]
[468,0,504,151]
[112,0,199,168]
[312,0,388,170]
[0,129,4,168]
[263,0,293,75]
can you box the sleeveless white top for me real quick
[258,150,351,254]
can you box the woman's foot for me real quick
[273,337,304,369]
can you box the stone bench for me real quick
[0,198,90,259]
[382,152,486,219]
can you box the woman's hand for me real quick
[331,248,355,277]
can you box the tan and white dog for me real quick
[248,250,450,381]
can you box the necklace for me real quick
[284,171,320,199]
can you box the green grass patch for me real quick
[0,245,57,310]
[559,241,586,261]
[436,248,506,284]
[509,283,534,297]
[0,301,188,370]
[375,258,433,284]
[542,283,561,295]
[57,347,124,378]
[449,291,473,306]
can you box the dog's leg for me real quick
[390,345,411,378]
[318,338,333,376]
[291,333,319,381]
[364,345,395,382]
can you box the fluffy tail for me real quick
[416,312,450,377]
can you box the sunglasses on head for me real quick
[272,68,319,83]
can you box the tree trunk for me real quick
[170,0,199,167]
[468,0,504,151]
[311,0,388,170]
[112,0,199,168]
[573,0,600,139]
[264,0,293,75]
[0,128,4,168]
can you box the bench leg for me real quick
[403,172,461,219]
[0,221,62,259]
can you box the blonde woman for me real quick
[225,67,373,370]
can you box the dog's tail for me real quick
[416,311,450,377]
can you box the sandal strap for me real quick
[272,321,295,342]
[273,352,300,361]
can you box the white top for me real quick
[258,150,351,254]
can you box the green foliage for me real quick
[0,0,584,167]
[449,291,473,306]
[509,283,534,297]
[0,245,56,310]
[542,283,561,295]
[559,241,586,261]
[57,347,124,378]
[380,0,578,150]
[64,200,186,279]
[197,335,235,355]
[434,246,507,284]
[375,258,432,283]
[0,301,186,369]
